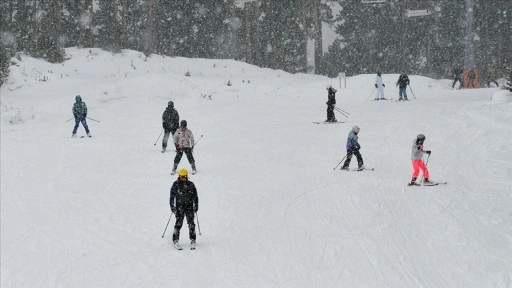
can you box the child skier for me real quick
[341,126,364,171]
[409,134,431,185]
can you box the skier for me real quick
[374,72,385,100]
[71,95,91,137]
[466,68,476,88]
[409,134,432,185]
[326,86,337,122]
[162,101,180,152]
[169,168,199,249]
[172,120,196,174]
[341,126,364,171]
[451,67,463,89]
[396,74,410,101]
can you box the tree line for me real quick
[1,0,511,86]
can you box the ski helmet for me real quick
[416,134,426,143]
[178,168,188,176]
[180,120,187,127]
[168,101,174,108]
[75,95,82,102]
[352,126,360,134]
[377,72,382,76]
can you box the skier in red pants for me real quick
[409,134,431,185]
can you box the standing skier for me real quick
[396,74,410,101]
[409,134,432,185]
[326,86,337,122]
[172,120,196,174]
[169,168,199,249]
[451,67,463,89]
[162,101,180,152]
[71,95,91,137]
[341,126,364,171]
[374,72,385,100]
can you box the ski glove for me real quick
[175,143,179,149]
[171,206,177,214]
[382,84,385,87]
[374,84,378,88]
[425,150,431,155]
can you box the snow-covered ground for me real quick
[1,48,512,288]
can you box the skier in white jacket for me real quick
[374,72,385,100]
[172,120,196,174]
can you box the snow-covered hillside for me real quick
[1,48,512,288]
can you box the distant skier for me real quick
[409,134,431,185]
[374,72,385,100]
[451,67,463,89]
[71,95,91,137]
[341,126,364,171]
[172,120,196,174]
[326,86,337,122]
[396,74,410,101]
[169,168,199,249]
[162,101,180,152]
[466,68,476,88]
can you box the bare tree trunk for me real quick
[314,0,322,74]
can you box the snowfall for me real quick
[1,48,512,288]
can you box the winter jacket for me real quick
[327,87,336,106]
[346,130,360,151]
[397,74,410,88]
[375,75,384,87]
[173,127,195,148]
[72,101,87,118]
[411,141,428,160]
[162,108,179,131]
[169,178,198,211]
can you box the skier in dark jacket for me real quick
[326,86,337,122]
[169,168,199,248]
[161,101,179,152]
[341,126,364,170]
[71,95,91,137]
[396,74,410,101]
[452,67,463,89]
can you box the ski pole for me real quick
[86,116,101,122]
[161,211,173,238]
[154,129,164,146]
[193,135,204,147]
[195,212,202,236]
[333,154,348,170]
[65,117,74,122]
[409,85,416,99]
[367,88,376,101]
[334,106,350,115]
[334,107,349,118]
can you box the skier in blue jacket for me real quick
[341,126,364,170]
[71,95,91,137]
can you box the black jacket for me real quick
[162,108,179,131]
[169,178,198,211]
[397,74,410,88]
[327,87,336,105]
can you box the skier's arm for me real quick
[169,182,178,210]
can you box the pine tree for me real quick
[0,41,10,87]
[506,69,512,92]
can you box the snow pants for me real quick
[326,104,336,122]
[412,160,429,179]
[342,149,363,169]
[72,117,90,134]
[173,208,196,242]
[375,86,385,100]
[162,128,177,149]
[398,87,408,100]
[174,147,195,166]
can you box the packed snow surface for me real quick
[1,48,511,288]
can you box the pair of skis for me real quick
[408,181,447,186]
[173,242,195,250]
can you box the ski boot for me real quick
[409,177,417,186]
